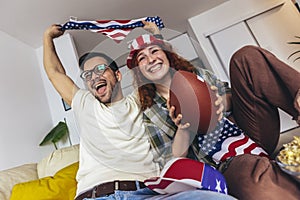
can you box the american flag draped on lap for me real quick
[144,158,228,194]
[61,16,164,43]
[198,117,269,163]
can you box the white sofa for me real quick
[0,144,79,200]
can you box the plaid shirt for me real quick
[144,68,230,169]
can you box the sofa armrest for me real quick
[0,163,38,200]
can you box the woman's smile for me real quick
[148,64,162,73]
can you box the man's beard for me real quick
[95,81,120,104]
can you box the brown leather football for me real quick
[169,71,219,134]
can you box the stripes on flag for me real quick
[61,16,165,43]
[144,158,228,194]
[212,134,268,162]
[198,118,269,164]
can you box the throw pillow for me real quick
[0,163,38,200]
[37,144,79,178]
[10,162,79,200]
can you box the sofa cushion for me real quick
[10,162,79,200]
[0,163,38,200]
[37,144,79,178]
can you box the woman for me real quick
[126,34,300,200]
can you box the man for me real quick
[43,24,235,200]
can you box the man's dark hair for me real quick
[79,52,118,72]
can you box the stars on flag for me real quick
[215,179,222,193]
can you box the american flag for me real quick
[144,158,228,194]
[198,117,269,163]
[61,16,164,43]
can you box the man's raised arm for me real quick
[43,24,79,106]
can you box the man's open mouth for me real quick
[94,81,107,94]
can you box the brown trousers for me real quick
[224,45,300,200]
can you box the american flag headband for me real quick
[61,16,165,43]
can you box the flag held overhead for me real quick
[61,16,165,43]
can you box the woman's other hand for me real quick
[167,99,190,130]
[211,86,224,121]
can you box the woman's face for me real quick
[136,45,170,82]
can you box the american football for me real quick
[169,70,219,134]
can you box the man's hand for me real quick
[44,24,64,39]
[142,20,160,35]
[211,86,224,121]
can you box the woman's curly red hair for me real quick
[131,42,197,110]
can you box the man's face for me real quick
[83,56,119,104]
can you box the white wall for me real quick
[0,31,54,170]
[35,34,82,149]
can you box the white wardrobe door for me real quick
[246,1,300,72]
[209,21,258,82]
[209,21,298,132]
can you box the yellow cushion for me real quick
[0,163,38,200]
[10,162,79,200]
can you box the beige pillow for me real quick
[0,163,38,200]
[37,144,79,178]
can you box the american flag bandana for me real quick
[61,16,165,43]
[144,158,228,194]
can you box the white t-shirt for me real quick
[72,89,160,196]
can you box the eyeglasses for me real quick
[80,64,109,81]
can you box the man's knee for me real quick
[224,155,271,184]
[238,45,260,52]
[230,45,260,65]
[229,45,265,77]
